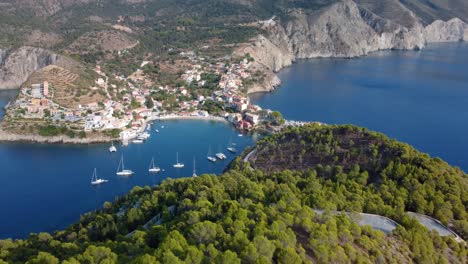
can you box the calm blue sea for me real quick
[251,42,468,171]
[0,110,255,238]
[1,42,467,239]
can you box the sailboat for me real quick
[148,157,161,173]
[192,158,197,177]
[173,152,185,168]
[91,168,108,185]
[109,142,117,153]
[227,138,237,153]
[207,145,217,162]
[116,155,134,176]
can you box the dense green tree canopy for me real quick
[0,124,467,263]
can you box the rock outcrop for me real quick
[0,47,59,89]
[0,46,81,90]
[425,18,467,42]
[239,0,467,94]
[0,129,113,144]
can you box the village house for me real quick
[245,113,259,125]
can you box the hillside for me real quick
[0,125,467,263]
[245,125,468,236]
[21,65,105,109]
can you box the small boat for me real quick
[207,145,217,162]
[227,138,237,153]
[109,142,117,153]
[161,125,165,128]
[173,152,185,168]
[138,132,150,140]
[133,139,144,144]
[192,158,197,177]
[116,155,134,176]
[91,168,108,185]
[148,157,161,173]
[155,129,160,133]
[227,147,237,153]
[238,134,243,137]
[216,153,227,160]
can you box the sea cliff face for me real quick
[425,18,467,42]
[0,47,60,89]
[0,129,113,144]
[241,0,467,94]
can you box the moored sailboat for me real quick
[109,142,117,153]
[148,157,161,173]
[192,157,197,177]
[173,152,185,168]
[116,155,134,176]
[207,145,217,162]
[91,168,109,185]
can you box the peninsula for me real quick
[0,124,466,263]
[0,0,467,143]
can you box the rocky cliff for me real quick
[0,47,58,89]
[425,18,467,42]
[240,0,466,93]
[0,46,81,90]
[0,129,113,144]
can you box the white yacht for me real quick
[148,157,161,173]
[155,129,160,133]
[227,138,237,153]
[207,145,217,162]
[91,168,109,185]
[133,139,144,144]
[137,132,150,140]
[227,147,237,153]
[116,155,134,176]
[173,152,185,168]
[109,142,117,153]
[216,153,227,160]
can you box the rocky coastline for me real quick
[241,0,468,94]
[0,129,114,144]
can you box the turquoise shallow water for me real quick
[251,42,468,171]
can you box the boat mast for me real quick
[193,157,197,177]
[92,168,97,181]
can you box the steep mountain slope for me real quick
[0,0,467,92]
[400,0,468,24]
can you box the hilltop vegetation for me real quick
[0,125,467,263]
[249,125,468,236]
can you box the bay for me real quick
[251,42,468,171]
[0,105,255,238]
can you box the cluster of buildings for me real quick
[7,51,278,139]
[177,55,263,130]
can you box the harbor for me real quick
[0,119,255,239]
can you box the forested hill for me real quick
[246,125,468,235]
[0,125,467,263]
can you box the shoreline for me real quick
[0,129,115,144]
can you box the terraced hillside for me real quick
[22,65,105,108]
